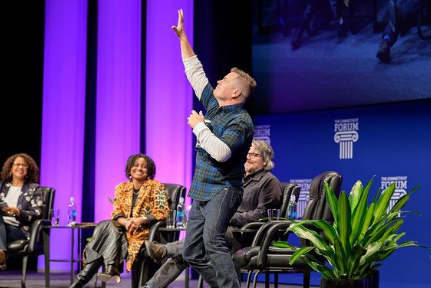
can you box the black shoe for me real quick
[69,282,83,288]
[377,39,391,63]
[97,264,121,283]
[70,257,103,288]
[144,241,167,263]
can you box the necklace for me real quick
[133,187,140,195]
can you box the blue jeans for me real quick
[147,241,188,288]
[183,187,242,288]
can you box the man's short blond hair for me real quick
[231,67,257,99]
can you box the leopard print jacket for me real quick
[112,179,169,272]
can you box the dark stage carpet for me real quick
[0,270,317,288]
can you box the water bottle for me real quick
[68,197,77,225]
[176,197,185,228]
[288,194,297,220]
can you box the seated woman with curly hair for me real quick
[0,153,43,271]
[69,153,169,288]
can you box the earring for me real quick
[129,175,132,179]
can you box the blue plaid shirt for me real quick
[189,83,254,201]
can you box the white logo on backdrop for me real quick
[254,125,271,144]
[334,118,359,159]
[289,179,312,218]
[381,176,408,212]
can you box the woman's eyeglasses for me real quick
[13,163,29,168]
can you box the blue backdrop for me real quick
[252,99,431,288]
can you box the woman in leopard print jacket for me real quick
[70,154,169,288]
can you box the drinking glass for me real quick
[51,209,60,226]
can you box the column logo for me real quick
[381,176,408,212]
[254,125,271,144]
[289,178,312,218]
[334,118,359,159]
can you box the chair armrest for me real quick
[147,220,166,242]
[255,220,295,269]
[28,219,51,253]
[240,221,266,230]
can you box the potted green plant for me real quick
[274,177,424,288]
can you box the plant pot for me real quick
[320,270,379,288]
[320,278,369,288]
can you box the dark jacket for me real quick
[229,169,282,227]
[0,181,43,238]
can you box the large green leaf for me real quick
[306,258,336,279]
[287,224,329,251]
[333,236,347,275]
[389,185,420,214]
[348,180,362,211]
[325,182,339,224]
[312,220,337,245]
[358,202,375,244]
[288,246,315,265]
[373,183,396,223]
[337,192,352,257]
[346,244,366,277]
[350,181,369,246]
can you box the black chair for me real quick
[233,171,342,288]
[238,182,301,249]
[131,183,186,288]
[7,186,55,288]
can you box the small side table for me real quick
[43,223,98,287]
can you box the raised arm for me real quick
[172,9,195,60]
[172,9,209,99]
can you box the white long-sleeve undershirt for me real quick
[184,56,232,162]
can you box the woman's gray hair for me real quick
[252,139,275,171]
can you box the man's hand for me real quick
[172,9,185,39]
[187,110,205,128]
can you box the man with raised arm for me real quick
[170,9,257,288]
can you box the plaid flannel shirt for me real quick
[189,83,254,201]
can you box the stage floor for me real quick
[0,270,317,288]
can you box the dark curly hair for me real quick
[1,153,40,183]
[125,154,156,180]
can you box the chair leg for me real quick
[274,273,278,288]
[252,271,261,288]
[265,270,269,288]
[21,256,28,288]
[197,274,204,288]
[246,271,252,288]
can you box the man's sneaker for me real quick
[144,241,167,263]
[377,39,391,63]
